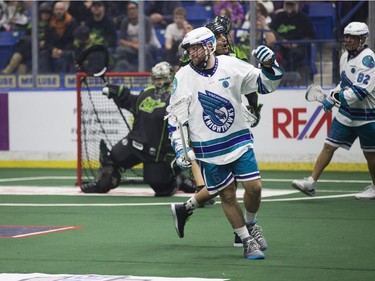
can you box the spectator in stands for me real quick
[66,0,91,26]
[270,0,316,85]
[164,7,190,72]
[237,1,276,50]
[106,1,128,30]
[0,0,29,32]
[39,1,78,73]
[64,25,104,73]
[1,1,51,74]
[213,0,244,28]
[81,61,197,197]
[145,0,182,28]
[85,0,117,53]
[0,1,7,31]
[114,1,159,72]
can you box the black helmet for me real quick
[213,15,231,34]
[205,21,226,36]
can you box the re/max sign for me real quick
[273,107,332,139]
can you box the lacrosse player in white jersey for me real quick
[292,22,375,200]
[167,26,284,260]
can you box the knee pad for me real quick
[151,182,177,197]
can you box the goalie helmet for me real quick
[151,61,173,89]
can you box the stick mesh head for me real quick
[305,84,325,102]
[77,45,109,77]
[165,97,191,126]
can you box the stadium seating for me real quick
[182,1,214,28]
[306,2,336,40]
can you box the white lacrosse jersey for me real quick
[169,55,283,165]
[332,46,375,127]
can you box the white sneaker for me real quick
[292,176,316,196]
[355,185,375,200]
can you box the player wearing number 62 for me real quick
[292,22,375,200]
[167,26,284,260]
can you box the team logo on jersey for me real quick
[198,90,234,133]
[139,97,166,113]
[362,55,375,68]
[219,76,230,88]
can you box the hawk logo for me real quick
[198,90,235,133]
[139,97,166,113]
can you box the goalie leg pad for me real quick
[85,139,121,193]
[144,162,177,196]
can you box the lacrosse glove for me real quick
[322,91,340,112]
[175,147,196,169]
[102,84,130,99]
[252,45,275,68]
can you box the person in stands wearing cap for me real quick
[292,22,375,200]
[85,0,117,54]
[63,24,104,72]
[270,0,316,86]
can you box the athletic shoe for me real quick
[243,237,265,260]
[233,224,268,251]
[355,185,375,200]
[249,224,267,251]
[233,233,242,248]
[292,176,316,196]
[171,203,192,238]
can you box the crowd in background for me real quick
[0,0,369,82]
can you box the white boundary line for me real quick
[0,176,371,184]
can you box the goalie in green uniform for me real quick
[81,61,196,196]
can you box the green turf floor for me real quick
[0,169,374,281]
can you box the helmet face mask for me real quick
[182,27,216,69]
[213,15,231,35]
[151,61,173,89]
[205,21,230,55]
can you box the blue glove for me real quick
[322,95,336,112]
[175,147,196,169]
[252,45,275,67]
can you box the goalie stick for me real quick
[76,44,132,133]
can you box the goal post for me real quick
[76,72,152,187]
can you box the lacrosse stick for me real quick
[305,84,341,109]
[76,45,132,132]
[305,84,327,103]
[165,97,191,160]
